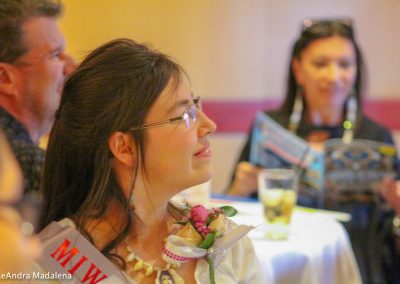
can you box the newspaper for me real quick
[249,112,324,203]
[249,112,397,205]
[324,138,397,193]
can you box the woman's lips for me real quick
[195,145,212,158]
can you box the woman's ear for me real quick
[291,58,304,86]
[108,132,136,167]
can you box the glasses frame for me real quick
[129,96,201,131]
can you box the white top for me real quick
[32,218,264,284]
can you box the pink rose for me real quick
[191,205,208,224]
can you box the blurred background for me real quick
[60,0,400,192]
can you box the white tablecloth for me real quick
[223,201,362,284]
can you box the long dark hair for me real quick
[39,38,182,268]
[281,19,365,115]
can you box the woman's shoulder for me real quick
[356,114,394,143]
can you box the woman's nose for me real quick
[326,64,341,82]
[198,110,217,136]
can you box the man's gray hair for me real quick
[0,0,63,63]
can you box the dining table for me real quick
[210,197,362,284]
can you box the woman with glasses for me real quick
[227,19,399,283]
[37,39,263,283]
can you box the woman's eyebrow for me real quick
[165,100,190,115]
[165,95,194,115]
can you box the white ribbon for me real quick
[162,224,255,265]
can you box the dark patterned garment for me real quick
[0,107,45,193]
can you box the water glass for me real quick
[258,168,299,240]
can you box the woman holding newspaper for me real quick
[228,19,399,283]
[36,39,263,283]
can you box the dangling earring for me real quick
[342,91,357,144]
[288,86,304,134]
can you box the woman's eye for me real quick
[338,60,353,69]
[312,61,327,68]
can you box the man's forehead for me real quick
[21,16,65,53]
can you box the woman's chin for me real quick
[196,170,212,185]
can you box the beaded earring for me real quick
[288,86,304,133]
[342,93,357,144]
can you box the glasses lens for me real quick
[182,105,197,128]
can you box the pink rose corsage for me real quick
[162,204,255,284]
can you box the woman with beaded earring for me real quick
[36,39,263,283]
[227,19,398,283]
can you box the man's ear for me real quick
[0,63,18,96]
[108,132,136,167]
[291,58,304,87]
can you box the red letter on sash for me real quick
[68,255,88,275]
[82,263,108,284]
[50,239,79,267]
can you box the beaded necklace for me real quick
[123,215,187,283]
[124,241,185,283]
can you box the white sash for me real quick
[37,221,129,284]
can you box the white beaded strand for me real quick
[125,242,181,278]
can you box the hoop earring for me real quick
[288,86,303,134]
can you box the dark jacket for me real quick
[0,107,45,193]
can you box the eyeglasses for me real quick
[0,192,42,236]
[302,18,354,33]
[130,96,201,131]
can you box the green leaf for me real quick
[197,232,215,249]
[220,206,238,217]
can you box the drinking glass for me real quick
[258,168,299,240]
